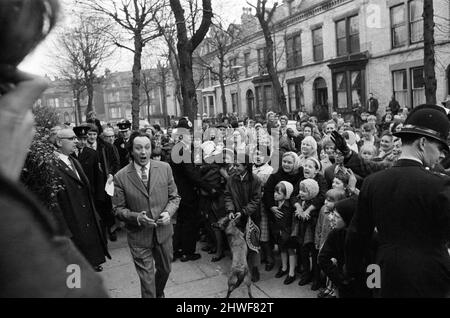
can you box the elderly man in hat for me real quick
[344,104,450,298]
[114,120,132,169]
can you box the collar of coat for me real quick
[394,159,423,168]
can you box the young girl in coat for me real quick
[273,181,297,285]
[293,178,321,288]
[315,188,346,298]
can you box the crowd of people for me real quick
[37,100,449,298]
[1,0,448,299]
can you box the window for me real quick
[244,52,250,77]
[409,0,423,43]
[411,67,425,106]
[203,96,208,115]
[351,71,362,108]
[109,107,122,119]
[336,15,359,56]
[208,96,215,116]
[391,4,407,48]
[231,92,238,113]
[393,70,408,107]
[335,72,347,108]
[286,33,302,68]
[287,80,304,112]
[257,47,267,75]
[229,57,237,74]
[312,27,323,61]
[48,98,55,108]
[265,86,273,111]
[255,84,272,114]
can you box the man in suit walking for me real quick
[345,105,450,297]
[53,129,111,272]
[113,131,180,298]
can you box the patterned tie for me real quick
[141,166,148,188]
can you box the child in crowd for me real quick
[273,181,297,285]
[318,196,369,298]
[294,178,321,289]
[332,168,360,197]
[320,136,336,174]
[315,189,346,298]
[359,144,377,161]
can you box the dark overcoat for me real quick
[346,159,450,297]
[114,137,129,169]
[53,157,111,267]
[72,147,103,202]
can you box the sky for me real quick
[19,0,275,76]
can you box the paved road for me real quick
[99,231,318,298]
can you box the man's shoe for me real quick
[181,253,201,262]
[251,267,260,283]
[275,267,288,278]
[298,274,312,286]
[283,275,296,285]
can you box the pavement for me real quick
[99,230,318,298]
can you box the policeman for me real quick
[114,120,132,169]
[345,104,450,297]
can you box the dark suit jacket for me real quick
[113,161,180,248]
[53,157,110,266]
[0,171,108,297]
[346,159,450,297]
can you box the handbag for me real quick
[245,217,261,253]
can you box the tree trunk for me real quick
[85,75,94,115]
[132,35,143,130]
[256,1,287,114]
[178,44,198,120]
[219,66,227,114]
[160,68,168,127]
[170,0,213,123]
[423,0,436,105]
[146,91,151,124]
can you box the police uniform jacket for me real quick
[346,159,450,297]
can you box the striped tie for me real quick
[141,166,148,187]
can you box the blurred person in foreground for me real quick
[0,0,107,297]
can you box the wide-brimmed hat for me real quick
[393,104,450,151]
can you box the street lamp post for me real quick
[231,65,244,116]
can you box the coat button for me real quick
[78,186,82,189]
[82,204,86,208]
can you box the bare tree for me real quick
[251,0,287,114]
[78,0,166,130]
[169,0,213,121]
[423,0,437,104]
[195,21,242,115]
[58,14,113,117]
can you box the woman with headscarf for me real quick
[263,152,303,271]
